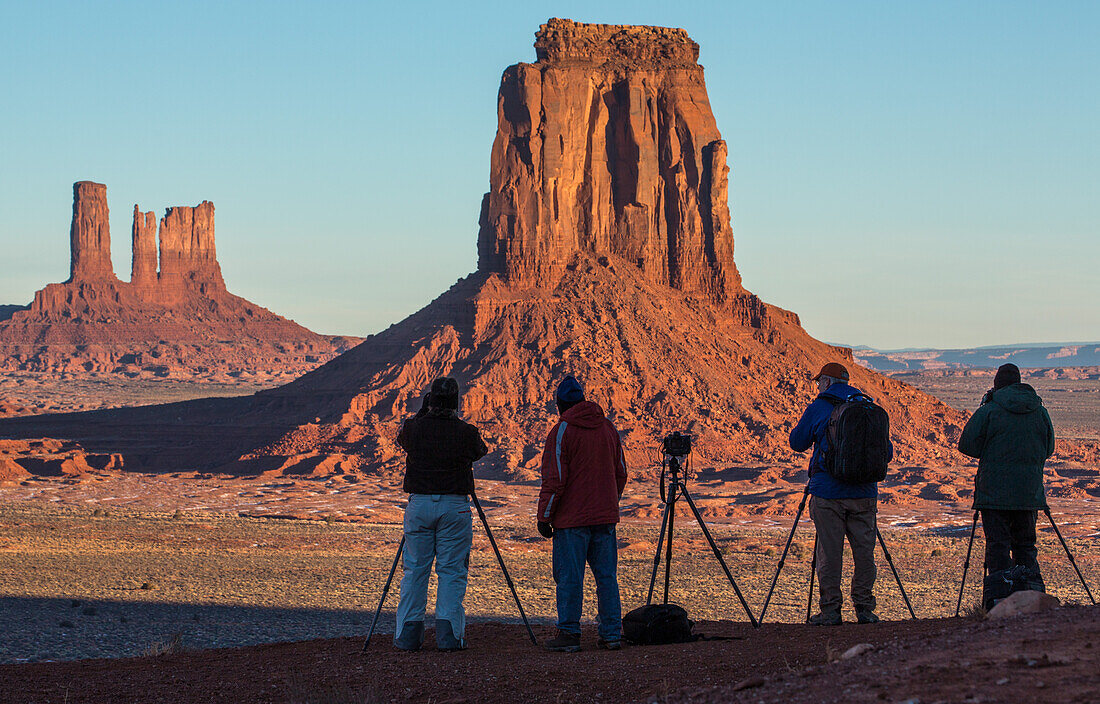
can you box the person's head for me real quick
[555,375,585,415]
[993,363,1022,390]
[428,377,460,410]
[812,362,850,393]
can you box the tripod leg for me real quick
[806,535,818,623]
[876,529,916,619]
[663,490,676,605]
[759,487,810,624]
[1044,509,1097,605]
[955,511,979,617]
[471,494,539,645]
[680,487,760,628]
[364,535,405,650]
[646,499,673,606]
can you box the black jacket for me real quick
[398,409,488,495]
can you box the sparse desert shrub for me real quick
[91,508,106,517]
[172,509,184,520]
[931,548,944,557]
[285,678,382,704]
[964,600,987,619]
[763,546,778,557]
[324,515,336,525]
[144,632,185,656]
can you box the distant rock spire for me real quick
[68,181,116,282]
[131,205,158,289]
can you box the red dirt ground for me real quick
[3,606,1097,704]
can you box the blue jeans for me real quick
[552,524,622,640]
[394,494,472,647]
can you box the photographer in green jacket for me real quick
[958,363,1055,594]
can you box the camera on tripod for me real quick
[661,431,692,458]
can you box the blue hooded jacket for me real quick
[789,382,891,499]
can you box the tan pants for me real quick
[810,495,877,614]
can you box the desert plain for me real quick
[1,372,1098,704]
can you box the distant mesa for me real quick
[856,343,1100,376]
[1,20,985,477]
[0,181,358,381]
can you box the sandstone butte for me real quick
[7,18,1094,480]
[0,181,357,380]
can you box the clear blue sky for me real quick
[1,1,1097,349]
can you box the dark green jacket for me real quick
[958,383,1054,510]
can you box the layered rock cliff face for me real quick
[0,20,982,478]
[0,183,357,381]
[479,19,741,306]
[158,201,225,297]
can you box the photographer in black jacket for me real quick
[393,377,488,652]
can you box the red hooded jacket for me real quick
[538,401,628,529]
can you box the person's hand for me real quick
[980,388,995,406]
[537,521,554,539]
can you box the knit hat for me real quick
[812,362,850,382]
[428,377,460,409]
[993,363,1021,390]
[555,375,585,404]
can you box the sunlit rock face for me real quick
[478,18,741,306]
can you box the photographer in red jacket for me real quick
[537,376,628,652]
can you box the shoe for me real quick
[856,610,880,624]
[596,638,622,650]
[394,621,424,651]
[436,619,467,651]
[545,630,582,653]
[808,611,842,626]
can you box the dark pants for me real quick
[981,509,1041,576]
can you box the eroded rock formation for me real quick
[0,20,997,480]
[478,18,741,305]
[158,201,224,296]
[68,181,116,282]
[0,182,357,380]
[130,206,157,289]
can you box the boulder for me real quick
[987,590,1061,619]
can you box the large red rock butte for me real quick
[0,20,977,478]
[0,182,356,380]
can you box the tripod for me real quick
[645,451,759,627]
[758,486,916,623]
[955,508,1096,616]
[364,493,538,649]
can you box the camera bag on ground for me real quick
[983,564,1046,611]
[623,604,695,645]
[825,393,891,484]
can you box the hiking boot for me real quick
[545,630,582,653]
[856,610,880,624]
[596,637,622,651]
[436,619,467,652]
[808,611,842,626]
[394,621,424,651]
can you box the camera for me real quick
[662,431,692,457]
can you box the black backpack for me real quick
[983,565,1046,611]
[825,393,891,484]
[623,604,695,645]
